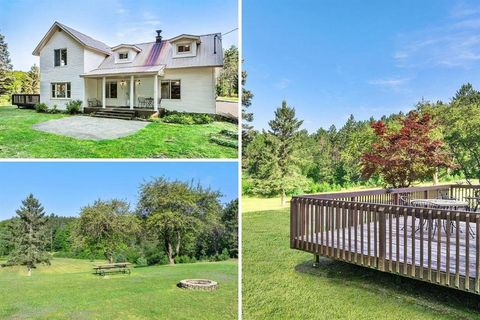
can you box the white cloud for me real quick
[368,77,410,89]
[275,78,290,90]
[393,5,480,69]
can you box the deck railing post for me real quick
[378,206,386,271]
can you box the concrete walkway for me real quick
[32,116,149,140]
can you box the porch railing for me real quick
[291,184,480,293]
[12,94,40,107]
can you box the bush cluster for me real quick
[34,102,48,113]
[162,111,214,125]
[65,100,82,114]
[33,101,82,115]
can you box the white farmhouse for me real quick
[32,21,223,116]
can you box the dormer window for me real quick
[54,48,67,67]
[177,44,191,54]
[119,52,129,60]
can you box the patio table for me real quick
[410,199,472,237]
[410,199,469,210]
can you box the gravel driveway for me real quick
[32,116,149,140]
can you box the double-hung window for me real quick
[161,80,181,99]
[51,82,71,98]
[54,49,67,67]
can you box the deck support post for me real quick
[153,74,158,111]
[130,75,134,110]
[313,254,320,268]
[102,77,106,108]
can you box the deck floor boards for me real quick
[299,216,479,278]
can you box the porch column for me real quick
[130,75,134,110]
[102,77,106,108]
[153,74,158,111]
[82,78,86,111]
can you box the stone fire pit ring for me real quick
[178,279,218,291]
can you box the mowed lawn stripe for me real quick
[0,106,237,158]
[242,207,480,319]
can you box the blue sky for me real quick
[0,162,238,220]
[244,0,480,132]
[0,0,237,71]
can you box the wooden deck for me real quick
[291,184,480,293]
[297,216,477,278]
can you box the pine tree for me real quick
[267,100,307,206]
[241,69,254,157]
[8,194,50,276]
[23,64,40,94]
[0,32,13,95]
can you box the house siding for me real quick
[39,29,85,109]
[90,68,216,114]
[160,67,216,114]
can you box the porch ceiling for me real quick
[81,65,165,78]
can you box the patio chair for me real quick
[438,189,456,200]
[466,190,480,213]
[88,98,100,107]
[138,97,146,108]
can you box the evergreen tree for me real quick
[23,64,40,94]
[268,100,306,206]
[241,69,255,157]
[0,32,13,95]
[216,46,238,97]
[452,83,480,105]
[8,194,50,276]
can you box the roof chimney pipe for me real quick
[155,30,162,43]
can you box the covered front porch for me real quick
[81,66,165,112]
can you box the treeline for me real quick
[243,83,480,202]
[216,46,238,98]
[0,177,238,274]
[0,32,39,105]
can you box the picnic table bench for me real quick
[93,263,131,276]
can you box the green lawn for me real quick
[217,96,239,103]
[243,199,480,319]
[0,106,237,158]
[0,258,237,319]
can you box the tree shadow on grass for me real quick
[295,257,480,314]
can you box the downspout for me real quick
[213,34,221,54]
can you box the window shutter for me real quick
[51,83,56,97]
[67,83,71,98]
[54,49,60,67]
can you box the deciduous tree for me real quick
[74,199,139,263]
[361,111,454,188]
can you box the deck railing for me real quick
[11,94,40,107]
[291,184,480,294]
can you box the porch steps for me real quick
[91,109,136,120]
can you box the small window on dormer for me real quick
[177,44,191,54]
[119,52,128,60]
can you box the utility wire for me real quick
[222,28,238,36]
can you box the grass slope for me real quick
[0,258,237,319]
[243,204,480,319]
[0,106,237,158]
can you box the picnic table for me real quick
[93,262,131,276]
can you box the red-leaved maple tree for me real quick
[361,111,455,188]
